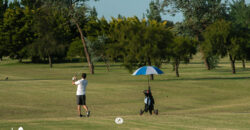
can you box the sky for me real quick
[86,0,184,23]
[9,0,250,23]
[87,0,250,23]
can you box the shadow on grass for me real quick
[61,64,123,69]
[238,68,250,72]
[0,78,68,82]
[208,68,250,73]
[159,76,250,82]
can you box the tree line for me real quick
[0,0,249,77]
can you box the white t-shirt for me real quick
[75,79,88,95]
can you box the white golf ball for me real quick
[115,117,124,124]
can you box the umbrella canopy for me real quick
[132,66,164,88]
[132,66,164,76]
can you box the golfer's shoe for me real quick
[79,114,83,117]
[87,111,90,117]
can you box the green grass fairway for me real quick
[1,56,250,129]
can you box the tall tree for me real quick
[1,1,35,62]
[229,0,250,69]
[21,0,42,9]
[84,15,112,72]
[97,17,112,71]
[169,36,197,77]
[0,0,8,23]
[67,38,85,60]
[0,0,8,61]
[107,17,173,80]
[43,0,97,74]
[89,6,97,20]
[202,19,246,74]
[162,0,228,70]
[146,0,162,22]
[30,5,71,67]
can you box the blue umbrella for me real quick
[132,66,164,87]
[133,66,164,76]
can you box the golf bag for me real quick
[140,87,158,115]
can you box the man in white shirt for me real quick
[72,73,90,117]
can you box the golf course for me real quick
[1,0,250,129]
[1,54,250,130]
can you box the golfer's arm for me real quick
[72,81,75,85]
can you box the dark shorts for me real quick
[76,95,86,105]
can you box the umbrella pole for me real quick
[148,75,151,92]
[148,75,150,87]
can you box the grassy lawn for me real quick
[0,56,250,130]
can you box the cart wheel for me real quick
[140,109,143,115]
[154,109,158,115]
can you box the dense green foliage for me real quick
[162,0,228,70]
[162,0,249,71]
[0,0,9,60]
[0,0,249,76]
[146,0,161,22]
[67,38,84,59]
[229,0,250,66]
[1,1,34,61]
[107,18,173,73]
[201,0,250,73]
[43,0,95,73]
[169,36,197,77]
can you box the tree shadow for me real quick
[0,78,67,82]
[210,68,250,73]
[61,64,122,69]
[159,76,250,82]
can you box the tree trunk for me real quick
[48,55,52,68]
[18,58,22,63]
[229,54,236,74]
[242,59,245,69]
[102,56,110,72]
[204,57,210,70]
[198,36,210,70]
[73,19,94,74]
[148,57,154,80]
[175,59,180,77]
[172,63,175,71]
[91,62,94,74]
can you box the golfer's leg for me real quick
[82,95,88,112]
[83,105,88,112]
[78,105,81,115]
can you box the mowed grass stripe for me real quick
[0,58,250,129]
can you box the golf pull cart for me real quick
[140,86,159,115]
[132,66,163,116]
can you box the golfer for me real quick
[72,73,90,117]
